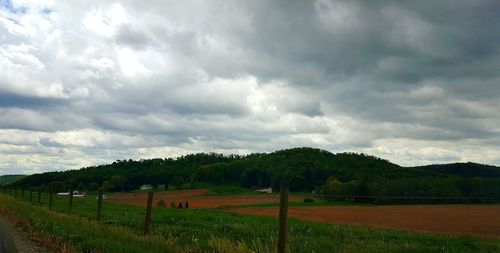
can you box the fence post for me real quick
[96,189,103,220]
[29,189,33,203]
[14,188,17,199]
[49,191,53,210]
[278,184,289,253]
[38,188,41,205]
[144,191,153,235]
[69,189,74,213]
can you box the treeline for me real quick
[14,153,241,192]
[322,176,500,203]
[10,147,500,202]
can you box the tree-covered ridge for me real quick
[10,147,500,202]
[0,175,27,185]
[15,152,241,192]
[410,162,500,178]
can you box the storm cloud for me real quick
[0,0,499,174]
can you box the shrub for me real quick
[157,200,166,208]
[303,198,314,203]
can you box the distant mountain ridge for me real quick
[411,162,500,178]
[0,174,27,185]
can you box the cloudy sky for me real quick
[0,0,499,175]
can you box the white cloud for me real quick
[0,0,499,174]
[83,3,126,37]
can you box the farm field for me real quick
[225,204,500,238]
[108,189,303,208]
[0,190,499,253]
[109,190,500,238]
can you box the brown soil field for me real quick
[224,204,500,238]
[108,189,302,208]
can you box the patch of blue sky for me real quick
[0,0,27,14]
[41,8,52,14]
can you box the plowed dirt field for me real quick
[225,204,500,238]
[108,189,302,208]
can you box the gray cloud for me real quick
[0,90,66,108]
[115,24,154,49]
[0,0,498,174]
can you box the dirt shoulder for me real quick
[0,215,41,253]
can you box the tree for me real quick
[87,182,100,191]
[47,181,67,193]
[102,181,111,192]
[323,177,343,194]
[109,175,125,191]
[240,168,260,187]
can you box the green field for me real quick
[0,191,498,253]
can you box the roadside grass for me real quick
[0,192,499,253]
[0,194,183,253]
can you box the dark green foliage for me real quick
[157,200,166,208]
[47,181,67,192]
[303,197,314,203]
[411,162,500,178]
[10,147,500,203]
[15,153,239,191]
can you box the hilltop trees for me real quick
[8,147,500,203]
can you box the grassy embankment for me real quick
[0,191,498,253]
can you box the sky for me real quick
[0,0,499,175]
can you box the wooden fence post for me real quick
[69,189,74,213]
[38,188,41,205]
[29,189,33,203]
[144,191,153,235]
[49,191,53,210]
[96,189,103,220]
[14,188,17,199]
[278,184,289,253]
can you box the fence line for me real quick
[278,185,289,253]
[313,194,500,203]
[144,191,153,235]
[0,187,159,239]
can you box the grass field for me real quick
[0,190,499,253]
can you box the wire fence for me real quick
[0,187,154,234]
[313,194,500,204]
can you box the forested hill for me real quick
[9,147,500,200]
[0,175,27,185]
[410,162,500,178]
